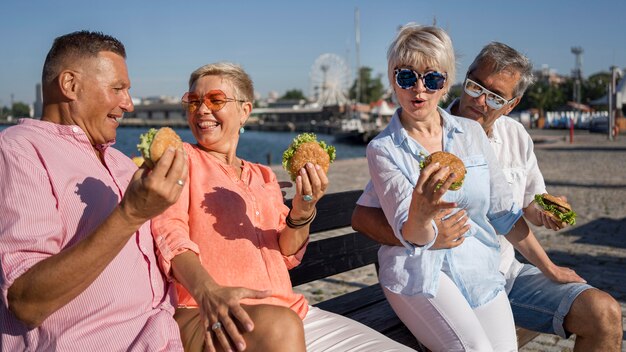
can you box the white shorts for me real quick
[303,306,415,351]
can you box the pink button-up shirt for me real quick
[0,119,182,351]
[152,143,309,319]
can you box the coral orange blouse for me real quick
[152,143,309,318]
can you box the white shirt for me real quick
[485,113,546,285]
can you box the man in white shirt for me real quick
[352,42,622,351]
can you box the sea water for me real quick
[0,124,366,165]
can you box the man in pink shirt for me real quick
[0,30,187,350]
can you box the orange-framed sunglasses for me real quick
[181,89,246,113]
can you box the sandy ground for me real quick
[271,129,626,351]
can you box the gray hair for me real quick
[387,23,456,99]
[188,62,254,103]
[42,30,126,86]
[467,42,535,97]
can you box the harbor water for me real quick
[0,124,366,165]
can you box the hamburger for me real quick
[282,133,336,181]
[421,151,466,191]
[534,193,577,225]
[136,127,183,168]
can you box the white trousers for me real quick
[383,274,517,352]
[303,306,415,351]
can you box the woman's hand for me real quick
[197,284,272,352]
[171,252,271,352]
[278,163,328,256]
[403,162,459,245]
[290,162,329,219]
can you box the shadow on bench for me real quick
[288,190,539,350]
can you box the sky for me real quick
[0,0,624,107]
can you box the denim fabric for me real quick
[508,264,593,338]
[367,108,522,308]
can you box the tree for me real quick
[583,71,610,104]
[11,102,31,118]
[349,67,385,104]
[522,81,566,118]
[1,106,10,120]
[280,89,306,101]
[442,83,463,106]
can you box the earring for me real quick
[239,126,245,134]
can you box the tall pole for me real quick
[608,66,619,141]
[571,47,583,105]
[355,7,361,105]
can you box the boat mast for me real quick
[355,7,361,105]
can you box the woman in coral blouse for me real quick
[151,62,412,352]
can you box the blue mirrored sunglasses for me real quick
[394,68,447,91]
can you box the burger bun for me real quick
[145,127,183,168]
[423,151,466,190]
[288,141,330,179]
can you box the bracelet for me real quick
[286,208,317,229]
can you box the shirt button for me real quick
[72,126,79,133]
[255,211,260,216]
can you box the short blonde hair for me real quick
[188,62,254,103]
[387,23,456,99]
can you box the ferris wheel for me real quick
[309,53,351,106]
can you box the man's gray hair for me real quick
[467,42,535,97]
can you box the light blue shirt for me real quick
[364,107,522,308]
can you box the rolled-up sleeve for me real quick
[366,143,438,251]
[151,174,200,280]
[356,181,381,208]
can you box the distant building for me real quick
[33,83,43,118]
[125,102,185,121]
[537,64,566,85]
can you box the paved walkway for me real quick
[273,129,626,351]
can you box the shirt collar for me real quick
[19,118,115,151]
[387,107,464,151]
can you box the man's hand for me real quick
[543,264,587,284]
[120,147,188,226]
[525,197,568,231]
[430,209,470,249]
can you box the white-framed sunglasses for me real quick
[463,77,516,110]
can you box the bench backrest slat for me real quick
[287,190,381,286]
[285,190,363,233]
[289,231,380,286]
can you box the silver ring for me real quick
[211,321,222,331]
[303,194,314,202]
[176,179,185,186]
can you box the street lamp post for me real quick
[608,66,622,141]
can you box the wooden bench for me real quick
[288,189,539,350]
